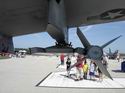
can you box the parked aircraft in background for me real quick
[106,48,125,60]
[107,48,119,59]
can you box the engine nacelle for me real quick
[87,46,103,60]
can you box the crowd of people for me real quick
[60,53,108,82]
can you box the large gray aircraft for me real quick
[0,0,124,79]
[107,48,119,59]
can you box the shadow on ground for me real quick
[112,70,125,73]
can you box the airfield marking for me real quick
[37,71,125,89]
[36,72,52,87]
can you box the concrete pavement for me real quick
[0,55,125,93]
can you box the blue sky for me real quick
[13,21,125,53]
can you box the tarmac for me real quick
[0,55,125,93]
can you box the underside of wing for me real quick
[1,0,125,36]
[0,0,48,36]
[65,0,125,27]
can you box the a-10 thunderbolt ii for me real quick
[0,0,124,79]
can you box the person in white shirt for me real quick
[89,61,96,80]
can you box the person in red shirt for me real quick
[69,54,85,81]
[60,53,64,65]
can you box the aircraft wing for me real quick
[0,0,49,36]
[65,0,125,27]
[0,0,125,36]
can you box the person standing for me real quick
[102,55,108,69]
[66,57,71,77]
[83,59,88,79]
[60,53,64,65]
[71,54,77,65]
[97,66,103,82]
[89,61,96,80]
[69,54,85,81]
[116,50,120,62]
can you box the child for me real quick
[89,61,95,80]
[66,57,71,77]
[83,59,88,79]
[97,67,103,82]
